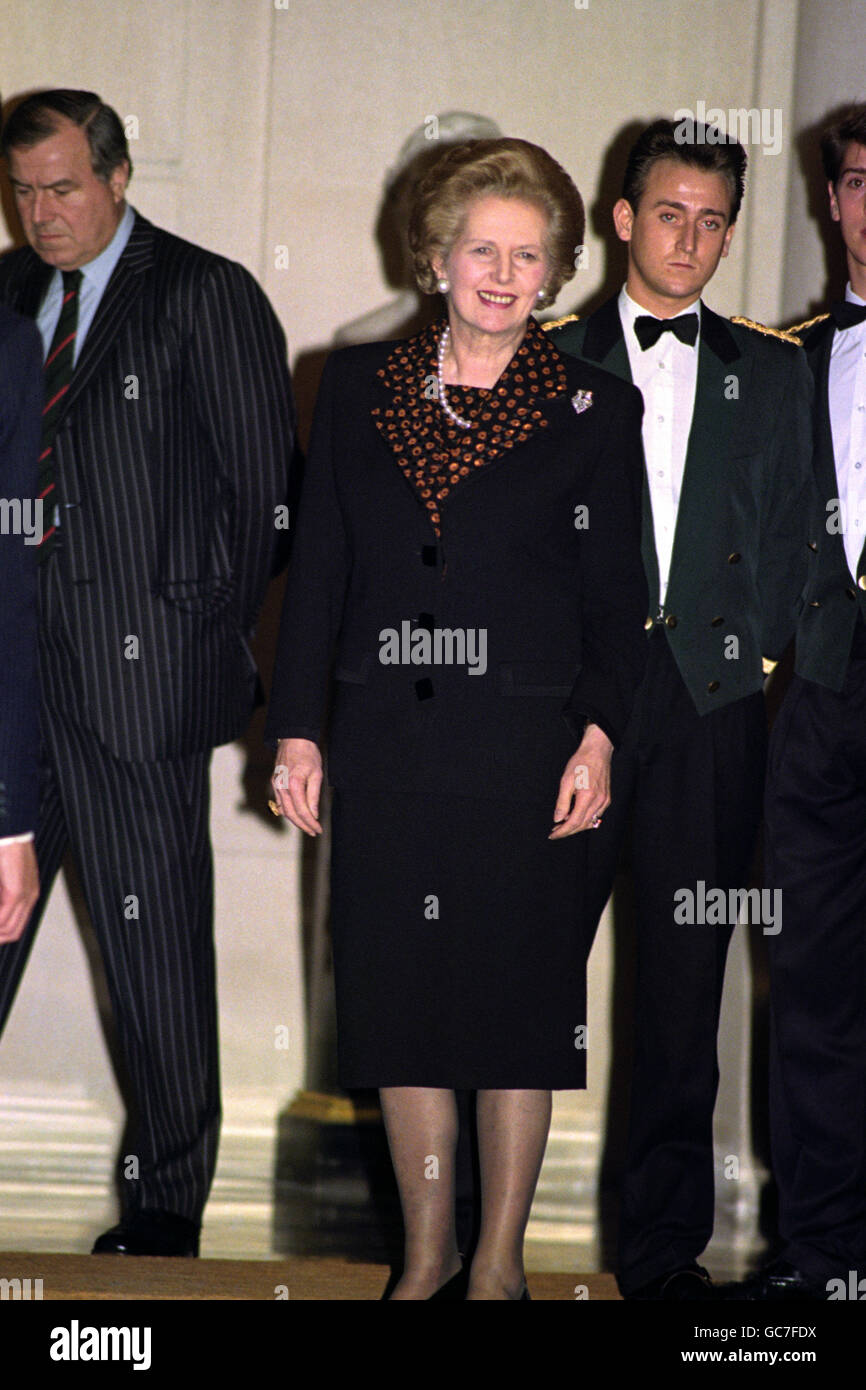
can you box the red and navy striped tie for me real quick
[39,268,82,559]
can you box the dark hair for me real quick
[408,137,585,310]
[821,104,866,184]
[622,118,747,223]
[1,89,132,182]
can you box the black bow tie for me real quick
[634,313,699,350]
[831,301,866,330]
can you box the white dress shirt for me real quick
[619,286,701,607]
[36,203,135,364]
[829,284,866,580]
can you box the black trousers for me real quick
[0,555,219,1224]
[765,620,866,1283]
[584,630,766,1295]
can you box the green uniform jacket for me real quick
[794,313,866,691]
[548,296,814,715]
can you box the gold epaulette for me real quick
[542,313,581,332]
[785,311,831,336]
[731,315,803,346]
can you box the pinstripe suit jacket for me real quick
[0,211,296,761]
[0,305,42,833]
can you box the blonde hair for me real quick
[408,137,585,310]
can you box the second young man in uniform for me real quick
[550,119,813,1300]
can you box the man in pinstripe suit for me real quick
[0,90,296,1255]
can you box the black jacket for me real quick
[0,211,296,761]
[265,335,649,803]
[794,313,866,690]
[551,298,814,714]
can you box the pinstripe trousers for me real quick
[0,552,220,1224]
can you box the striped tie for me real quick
[39,268,82,559]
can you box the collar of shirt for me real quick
[78,201,135,300]
[836,281,866,344]
[619,285,702,348]
[37,203,136,364]
[831,281,866,361]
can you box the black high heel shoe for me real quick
[428,1262,470,1301]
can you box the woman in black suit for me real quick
[267,138,648,1299]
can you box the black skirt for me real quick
[329,788,587,1090]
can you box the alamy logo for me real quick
[49,1320,152,1371]
[379,621,487,675]
[825,497,866,536]
[826,1271,866,1300]
[673,881,782,935]
[0,1276,43,1299]
[828,1273,866,1295]
[674,102,783,156]
[0,497,43,545]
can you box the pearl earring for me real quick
[437,277,449,293]
[537,288,547,302]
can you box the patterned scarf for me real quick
[371,317,568,534]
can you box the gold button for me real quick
[665,614,677,628]
[809,600,821,607]
[808,540,818,552]
[707,680,720,693]
[728,552,741,564]
[710,616,723,627]
[859,575,866,591]
[644,616,654,631]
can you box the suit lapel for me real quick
[61,212,155,418]
[582,296,659,609]
[530,364,609,438]
[375,320,612,522]
[582,296,633,382]
[805,320,837,502]
[805,316,863,572]
[664,306,743,603]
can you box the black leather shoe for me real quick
[627,1262,715,1300]
[92,1209,200,1257]
[719,1258,824,1301]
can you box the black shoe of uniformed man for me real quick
[92,1209,200,1257]
[719,1257,825,1301]
[626,1262,715,1300]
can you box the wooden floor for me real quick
[0,1252,619,1301]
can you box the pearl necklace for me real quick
[437,326,473,430]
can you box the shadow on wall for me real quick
[556,118,645,323]
[290,110,503,441]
